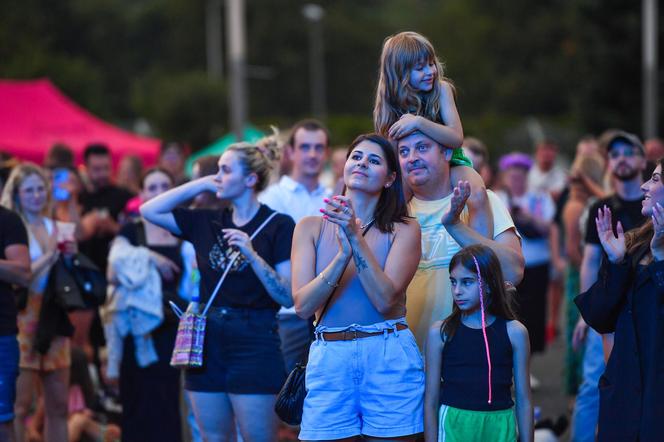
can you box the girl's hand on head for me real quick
[388,114,421,140]
[319,195,360,238]
[650,203,664,261]
[441,181,470,226]
[222,228,256,260]
[595,205,625,264]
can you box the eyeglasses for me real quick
[608,148,640,159]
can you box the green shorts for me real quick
[438,404,516,442]
[450,147,473,168]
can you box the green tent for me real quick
[185,125,265,176]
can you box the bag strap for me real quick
[201,211,279,316]
[315,219,375,326]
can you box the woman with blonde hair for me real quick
[1,163,70,441]
[141,139,295,442]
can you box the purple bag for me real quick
[169,212,278,369]
[170,310,206,368]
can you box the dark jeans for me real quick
[185,307,286,394]
[0,335,19,422]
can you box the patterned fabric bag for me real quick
[170,212,278,369]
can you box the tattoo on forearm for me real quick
[353,250,368,273]
[256,257,291,304]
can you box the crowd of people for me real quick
[0,30,662,442]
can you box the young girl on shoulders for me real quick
[374,31,492,237]
[424,244,533,442]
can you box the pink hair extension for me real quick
[472,255,492,404]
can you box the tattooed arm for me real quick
[222,227,293,308]
[246,254,293,308]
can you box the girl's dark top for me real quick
[440,317,514,411]
[172,204,294,310]
[575,251,664,442]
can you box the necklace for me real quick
[361,218,375,230]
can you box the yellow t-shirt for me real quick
[406,190,518,350]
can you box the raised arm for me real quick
[388,82,463,148]
[442,186,524,284]
[292,217,352,319]
[424,323,444,442]
[140,176,216,235]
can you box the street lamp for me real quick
[302,4,327,121]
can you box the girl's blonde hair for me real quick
[373,31,454,137]
[226,127,282,193]
[1,163,52,218]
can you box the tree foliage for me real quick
[0,0,659,156]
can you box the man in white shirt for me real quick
[259,119,332,372]
[396,131,525,349]
[527,140,568,201]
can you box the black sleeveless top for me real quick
[440,317,514,411]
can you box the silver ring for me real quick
[343,207,350,215]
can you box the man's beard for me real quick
[612,168,640,182]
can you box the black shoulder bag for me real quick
[274,221,374,426]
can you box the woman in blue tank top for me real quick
[292,133,423,441]
[424,245,533,442]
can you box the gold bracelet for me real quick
[319,272,339,288]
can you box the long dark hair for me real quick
[440,245,517,341]
[346,133,409,233]
[625,157,664,256]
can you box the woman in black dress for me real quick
[108,167,185,442]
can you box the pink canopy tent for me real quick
[0,78,160,167]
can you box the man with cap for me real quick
[570,130,648,442]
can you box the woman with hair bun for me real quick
[141,139,295,442]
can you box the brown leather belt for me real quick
[319,323,409,341]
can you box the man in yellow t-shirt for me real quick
[396,132,524,349]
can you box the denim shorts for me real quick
[299,318,424,440]
[0,335,19,422]
[184,307,286,394]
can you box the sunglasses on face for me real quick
[608,147,640,159]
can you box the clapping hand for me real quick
[595,206,625,264]
[650,203,664,261]
[319,196,361,239]
[441,180,470,226]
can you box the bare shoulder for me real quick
[294,216,322,239]
[394,217,421,236]
[506,320,529,344]
[392,219,421,249]
[429,320,444,342]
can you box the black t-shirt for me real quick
[584,195,647,245]
[0,207,29,336]
[79,185,134,271]
[172,205,294,310]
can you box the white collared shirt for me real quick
[259,175,332,315]
[259,175,332,224]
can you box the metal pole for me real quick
[643,0,658,138]
[226,0,248,141]
[302,4,326,120]
[206,0,223,80]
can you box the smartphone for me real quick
[52,169,70,201]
